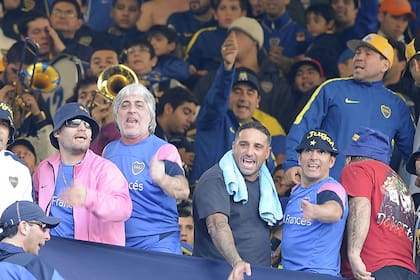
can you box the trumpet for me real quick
[96,64,139,104]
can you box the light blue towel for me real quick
[219,150,283,226]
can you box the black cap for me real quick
[296,129,339,155]
[0,201,61,230]
[233,68,261,94]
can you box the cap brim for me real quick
[38,216,61,229]
[347,40,371,53]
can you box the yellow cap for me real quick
[406,37,420,63]
[347,34,394,67]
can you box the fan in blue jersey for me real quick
[104,83,190,254]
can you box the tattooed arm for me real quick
[346,197,374,280]
[206,213,251,280]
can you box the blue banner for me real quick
[40,237,345,280]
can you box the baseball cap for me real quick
[290,57,325,79]
[295,129,339,155]
[379,0,416,19]
[406,36,420,63]
[0,201,60,230]
[49,102,99,149]
[406,147,420,175]
[344,127,391,164]
[347,33,394,67]
[233,68,261,94]
[228,17,264,49]
[0,102,15,145]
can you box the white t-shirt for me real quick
[0,149,33,215]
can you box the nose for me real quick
[44,229,51,241]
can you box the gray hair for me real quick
[113,83,157,134]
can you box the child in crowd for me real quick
[146,25,191,84]
[304,4,341,78]
[177,199,194,256]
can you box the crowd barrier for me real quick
[40,237,345,280]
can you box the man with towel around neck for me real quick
[193,121,283,280]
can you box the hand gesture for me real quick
[227,260,251,280]
[59,184,87,207]
[221,31,239,70]
[284,166,301,186]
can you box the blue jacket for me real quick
[0,242,63,279]
[261,12,312,57]
[185,26,227,72]
[284,78,415,180]
[154,54,190,83]
[167,11,217,47]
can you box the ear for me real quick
[377,13,384,23]
[167,41,176,53]
[382,59,391,73]
[76,19,83,30]
[18,221,29,235]
[151,56,158,68]
[53,130,60,140]
[329,155,336,168]
[326,19,335,32]
[163,103,173,115]
[265,147,272,161]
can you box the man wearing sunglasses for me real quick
[33,102,132,246]
[0,200,63,279]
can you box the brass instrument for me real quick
[20,62,60,94]
[13,38,60,108]
[96,64,139,104]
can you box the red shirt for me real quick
[341,160,416,278]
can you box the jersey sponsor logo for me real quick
[283,213,312,226]
[9,176,18,188]
[132,161,145,175]
[51,196,72,208]
[128,180,144,191]
[381,105,391,119]
[344,98,360,104]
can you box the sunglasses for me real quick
[64,119,91,129]
[27,220,48,232]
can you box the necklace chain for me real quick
[59,163,72,187]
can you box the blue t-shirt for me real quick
[50,164,74,239]
[281,177,348,276]
[104,135,184,247]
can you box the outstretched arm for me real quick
[301,199,343,223]
[206,213,251,280]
